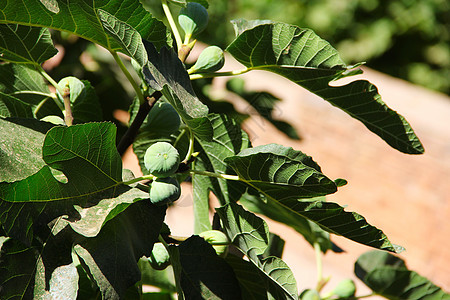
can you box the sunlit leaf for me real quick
[0,24,57,64]
[0,0,171,54]
[0,64,59,119]
[225,144,337,200]
[0,117,52,182]
[227,22,424,154]
[0,122,145,244]
[98,9,148,66]
[143,41,209,123]
[74,199,166,299]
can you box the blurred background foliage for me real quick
[145,0,450,95]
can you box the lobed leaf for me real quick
[227,22,424,154]
[0,122,145,244]
[0,24,57,64]
[74,199,166,299]
[0,64,59,119]
[0,0,171,54]
[0,117,52,182]
[0,238,37,299]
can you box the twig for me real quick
[116,91,162,155]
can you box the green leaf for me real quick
[0,238,36,299]
[227,22,424,154]
[138,259,177,292]
[242,193,401,253]
[56,77,103,123]
[34,260,79,300]
[74,199,166,299]
[239,192,333,253]
[225,143,337,200]
[216,203,298,300]
[178,235,242,299]
[262,233,285,259]
[0,92,34,118]
[0,0,171,54]
[355,251,450,299]
[194,114,250,206]
[0,64,59,118]
[192,174,212,234]
[0,117,53,182]
[142,41,209,122]
[225,254,269,300]
[98,9,148,67]
[0,24,57,64]
[0,122,143,244]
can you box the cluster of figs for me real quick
[145,3,230,270]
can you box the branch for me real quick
[116,90,162,155]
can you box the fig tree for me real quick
[149,177,181,206]
[188,46,225,74]
[178,2,208,38]
[199,230,229,257]
[144,142,180,178]
[148,243,171,270]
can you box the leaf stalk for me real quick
[190,169,240,181]
[189,67,250,80]
[161,0,183,50]
[110,51,144,104]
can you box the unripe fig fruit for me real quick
[178,2,208,37]
[199,230,229,257]
[300,289,320,300]
[145,102,181,134]
[332,279,356,298]
[149,177,181,206]
[188,46,225,74]
[144,142,180,178]
[41,115,65,125]
[148,243,171,270]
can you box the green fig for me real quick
[149,177,181,206]
[199,230,229,257]
[188,46,225,74]
[148,243,171,270]
[144,142,180,178]
[178,2,208,38]
[40,115,65,125]
[145,102,181,135]
[332,279,356,298]
[300,289,320,300]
